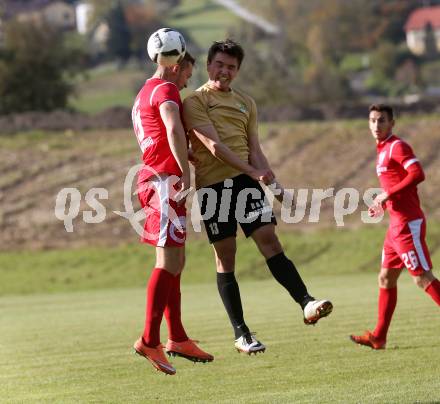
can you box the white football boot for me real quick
[303,299,333,325]
[234,332,266,355]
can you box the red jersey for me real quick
[376,134,424,224]
[132,78,183,183]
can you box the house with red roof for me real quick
[404,6,440,55]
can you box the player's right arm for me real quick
[191,124,272,183]
[160,101,190,199]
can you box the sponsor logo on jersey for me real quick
[376,166,388,176]
[140,136,154,152]
[236,103,247,113]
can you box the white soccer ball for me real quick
[147,28,186,67]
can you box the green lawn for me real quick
[1,225,439,401]
[70,65,146,114]
[166,0,239,50]
[2,225,440,296]
[1,273,439,403]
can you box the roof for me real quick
[404,6,440,31]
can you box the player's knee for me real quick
[413,272,434,289]
[214,247,236,271]
[254,230,282,258]
[179,255,185,273]
[413,276,426,289]
[378,273,393,288]
[267,236,282,253]
[215,255,235,272]
[377,273,386,287]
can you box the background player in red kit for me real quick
[350,104,440,349]
[131,51,213,375]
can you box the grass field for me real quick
[166,0,239,50]
[1,273,439,403]
[70,64,146,114]
[2,224,440,296]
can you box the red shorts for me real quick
[382,218,432,276]
[137,174,186,247]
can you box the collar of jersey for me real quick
[377,133,394,147]
[205,82,234,94]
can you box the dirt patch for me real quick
[0,107,132,134]
[1,119,439,252]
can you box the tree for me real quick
[124,3,162,62]
[424,22,438,60]
[231,0,428,104]
[0,21,84,114]
[231,0,352,106]
[106,1,132,64]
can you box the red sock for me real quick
[164,273,188,342]
[373,287,397,341]
[142,268,174,347]
[425,278,440,305]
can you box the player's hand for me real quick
[174,173,191,206]
[266,180,288,204]
[368,205,385,218]
[373,192,389,208]
[368,206,380,218]
[368,192,387,218]
[250,168,275,185]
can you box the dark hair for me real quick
[179,51,195,67]
[369,104,394,120]
[207,39,244,68]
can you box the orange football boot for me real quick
[349,331,386,350]
[133,337,176,375]
[165,339,214,363]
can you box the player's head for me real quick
[368,104,395,142]
[207,39,244,91]
[158,51,195,90]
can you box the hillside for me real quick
[1,116,439,252]
[71,0,243,114]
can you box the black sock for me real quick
[266,252,313,309]
[217,272,250,339]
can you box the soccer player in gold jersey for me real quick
[183,39,332,354]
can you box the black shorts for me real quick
[197,174,277,243]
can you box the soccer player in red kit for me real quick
[131,51,213,375]
[350,104,440,349]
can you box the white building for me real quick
[404,6,440,56]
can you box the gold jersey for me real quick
[183,82,258,188]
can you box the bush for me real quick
[0,21,85,115]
